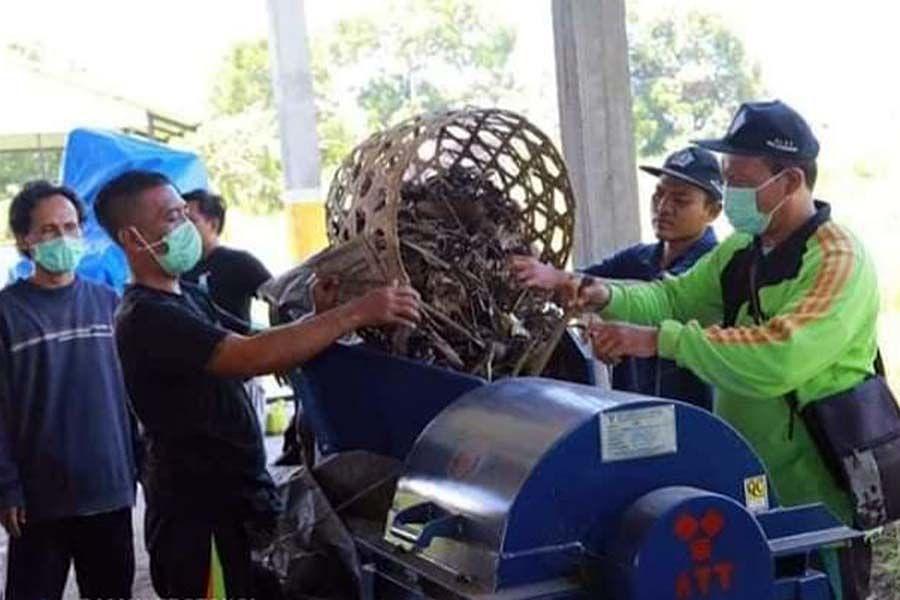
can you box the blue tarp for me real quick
[15,128,208,292]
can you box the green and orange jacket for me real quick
[601,202,879,522]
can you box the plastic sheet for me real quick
[253,465,363,600]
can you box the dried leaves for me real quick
[360,167,563,380]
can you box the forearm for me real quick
[561,274,644,313]
[209,302,364,378]
[659,318,852,400]
[599,282,674,325]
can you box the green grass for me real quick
[872,524,900,599]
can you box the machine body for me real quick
[300,346,858,600]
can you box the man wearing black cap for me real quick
[533,100,877,599]
[512,146,723,408]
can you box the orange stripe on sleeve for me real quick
[704,223,854,346]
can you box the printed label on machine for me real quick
[743,475,770,512]
[600,405,677,462]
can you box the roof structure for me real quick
[0,50,196,152]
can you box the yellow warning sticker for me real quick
[744,475,769,512]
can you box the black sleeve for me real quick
[180,261,204,285]
[212,302,253,336]
[237,251,272,297]
[183,282,253,336]
[126,301,229,375]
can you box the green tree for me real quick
[211,40,273,116]
[0,45,66,239]
[182,110,284,214]
[628,11,763,157]
[320,0,517,131]
[0,149,63,241]
[181,40,285,214]
[186,0,517,214]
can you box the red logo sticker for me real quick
[672,509,735,597]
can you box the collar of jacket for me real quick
[650,226,719,277]
[720,201,832,327]
[754,200,831,258]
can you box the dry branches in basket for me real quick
[325,108,576,380]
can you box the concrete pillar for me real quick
[552,0,641,267]
[266,0,327,259]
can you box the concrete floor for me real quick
[0,435,285,599]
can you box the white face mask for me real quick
[723,171,788,236]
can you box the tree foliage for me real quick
[211,40,273,117]
[319,0,517,131]
[187,3,762,213]
[183,110,283,213]
[0,149,63,241]
[629,11,763,157]
[181,40,284,213]
[187,0,517,214]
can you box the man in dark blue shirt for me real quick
[0,182,137,600]
[513,147,723,408]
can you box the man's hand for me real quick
[0,506,25,538]
[511,256,612,312]
[559,276,612,312]
[510,256,569,291]
[312,275,341,313]
[588,322,659,362]
[209,282,421,378]
[349,283,421,329]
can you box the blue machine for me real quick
[300,331,595,460]
[300,345,859,600]
[299,343,484,458]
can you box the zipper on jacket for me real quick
[748,242,764,323]
[786,393,799,440]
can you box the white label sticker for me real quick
[744,475,770,512]
[600,405,677,462]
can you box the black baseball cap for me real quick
[693,100,819,161]
[640,146,724,201]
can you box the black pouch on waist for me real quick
[801,375,900,529]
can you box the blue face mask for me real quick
[723,171,788,236]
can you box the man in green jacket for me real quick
[513,100,877,599]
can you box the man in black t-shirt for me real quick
[94,170,421,599]
[182,189,271,323]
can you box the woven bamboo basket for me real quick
[324,107,577,377]
[325,107,575,274]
